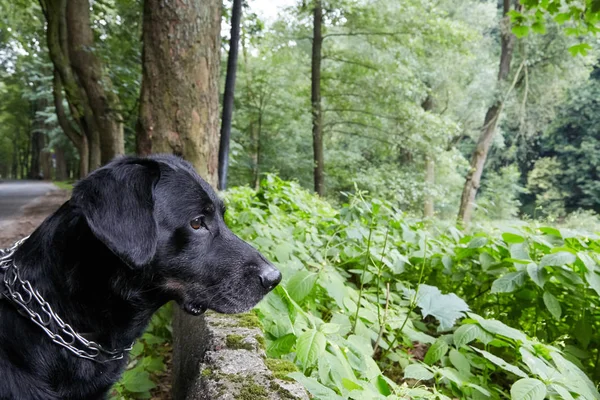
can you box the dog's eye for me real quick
[190,217,205,230]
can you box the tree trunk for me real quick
[65,0,123,166]
[457,0,516,226]
[136,0,221,184]
[311,0,324,196]
[55,146,68,181]
[40,0,123,174]
[218,0,242,191]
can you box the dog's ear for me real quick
[72,158,161,268]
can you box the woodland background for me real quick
[2,0,600,399]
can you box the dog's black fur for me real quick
[0,155,281,399]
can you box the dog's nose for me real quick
[258,264,282,291]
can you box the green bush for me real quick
[224,175,600,399]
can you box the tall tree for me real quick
[136,0,221,182]
[38,0,125,175]
[457,0,518,225]
[311,0,324,196]
[218,0,243,191]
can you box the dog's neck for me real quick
[11,201,164,353]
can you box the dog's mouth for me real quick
[182,301,208,316]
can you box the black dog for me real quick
[0,155,281,399]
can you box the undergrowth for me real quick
[115,175,600,399]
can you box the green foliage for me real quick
[224,176,600,399]
[110,304,173,400]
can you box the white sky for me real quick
[249,0,297,23]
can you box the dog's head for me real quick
[70,155,281,315]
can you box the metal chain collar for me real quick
[0,237,133,363]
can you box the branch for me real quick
[323,30,409,39]
[324,108,403,121]
[330,130,395,145]
[323,55,378,70]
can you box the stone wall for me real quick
[172,309,308,400]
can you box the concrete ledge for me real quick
[172,308,308,400]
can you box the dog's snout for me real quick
[257,264,282,291]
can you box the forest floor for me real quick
[0,188,70,248]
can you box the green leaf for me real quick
[286,270,318,303]
[295,329,326,369]
[449,349,471,375]
[574,318,592,349]
[579,252,600,296]
[469,313,528,342]
[288,373,344,400]
[472,348,528,378]
[539,252,576,268]
[510,378,547,400]
[512,25,530,37]
[531,21,546,34]
[424,338,449,366]
[267,333,297,357]
[274,242,294,263]
[403,364,434,381]
[454,324,492,348]
[503,232,525,244]
[491,271,527,293]
[479,252,496,271]
[120,369,156,393]
[526,263,547,288]
[468,236,488,248]
[543,291,562,320]
[407,284,469,331]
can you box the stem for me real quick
[373,282,390,356]
[382,235,428,360]
[376,227,391,325]
[352,224,373,334]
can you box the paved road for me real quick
[0,181,57,221]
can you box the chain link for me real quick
[0,237,133,363]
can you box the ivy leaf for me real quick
[510,378,547,400]
[403,364,434,381]
[406,284,469,331]
[543,291,562,320]
[295,329,326,370]
[424,338,449,366]
[286,270,318,303]
[491,271,527,293]
[539,252,576,268]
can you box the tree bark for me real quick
[55,145,68,181]
[311,0,324,196]
[65,0,123,166]
[40,0,123,174]
[218,0,242,190]
[137,0,221,185]
[52,69,89,178]
[457,0,517,226]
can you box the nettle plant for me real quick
[224,175,600,400]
